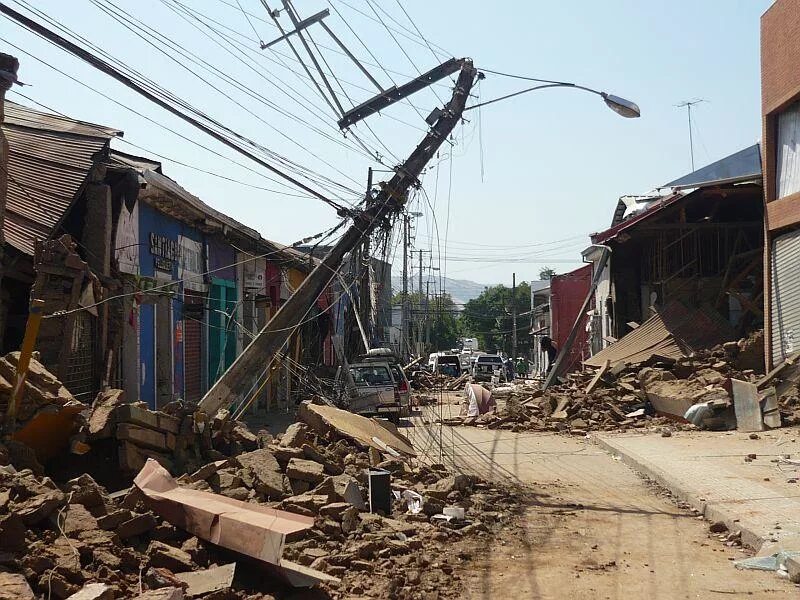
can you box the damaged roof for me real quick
[662,144,762,190]
[110,150,317,273]
[2,101,121,256]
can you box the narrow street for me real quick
[407,397,794,599]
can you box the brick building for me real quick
[762,0,800,368]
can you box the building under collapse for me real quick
[0,100,338,413]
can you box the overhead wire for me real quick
[91,0,368,195]
[0,38,352,204]
[364,0,444,112]
[4,1,359,206]
[167,0,422,171]
[9,89,343,200]
[172,0,432,134]
[330,0,452,58]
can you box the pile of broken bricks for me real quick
[441,331,800,435]
[0,401,523,600]
[82,390,260,480]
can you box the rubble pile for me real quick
[446,335,780,435]
[411,371,465,391]
[0,401,523,599]
[82,391,259,480]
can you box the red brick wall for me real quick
[762,0,800,212]
[761,0,800,367]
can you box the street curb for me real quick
[590,434,770,553]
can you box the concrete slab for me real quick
[594,428,800,554]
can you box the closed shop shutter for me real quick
[771,228,800,365]
[183,292,204,403]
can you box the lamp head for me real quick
[601,93,640,118]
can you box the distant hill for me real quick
[391,276,496,308]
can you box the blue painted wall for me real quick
[138,203,204,408]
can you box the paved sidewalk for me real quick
[594,428,800,555]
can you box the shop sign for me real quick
[149,233,179,272]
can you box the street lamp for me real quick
[465,81,641,118]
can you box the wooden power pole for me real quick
[201,60,477,414]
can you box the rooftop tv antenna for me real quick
[676,99,706,171]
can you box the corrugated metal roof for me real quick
[662,144,762,190]
[584,302,735,368]
[2,101,120,255]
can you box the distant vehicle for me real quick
[427,352,438,371]
[337,348,411,422]
[472,354,506,382]
[461,338,479,352]
[432,353,462,378]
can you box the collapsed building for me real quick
[0,99,370,419]
[588,145,764,349]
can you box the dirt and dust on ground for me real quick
[0,354,527,599]
[407,402,798,599]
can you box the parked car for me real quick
[336,348,411,421]
[472,354,506,382]
[432,353,462,378]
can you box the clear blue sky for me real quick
[1,0,771,285]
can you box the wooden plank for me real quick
[732,378,764,432]
[585,359,611,394]
[757,351,800,389]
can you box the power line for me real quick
[0,2,352,213]
[0,38,344,202]
[9,89,338,200]
[92,0,367,193]
[10,0,362,200]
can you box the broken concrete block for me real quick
[52,504,98,536]
[0,513,26,551]
[134,587,185,600]
[96,509,132,530]
[425,474,470,499]
[234,449,286,499]
[63,474,108,509]
[786,555,800,584]
[148,541,195,572]
[319,502,352,520]
[174,563,235,597]
[87,389,125,439]
[286,458,325,484]
[119,442,174,473]
[189,460,229,483]
[14,488,65,524]
[115,512,157,538]
[280,423,308,448]
[117,423,169,451]
[114,404,181,434]
[143,567,187,591]
[65,583,113,600]
[0,572,35,600]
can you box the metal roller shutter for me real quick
[771,228,800,365]
[183,293,204,403]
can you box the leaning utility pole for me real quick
[201,60,477,414]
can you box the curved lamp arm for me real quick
[465,82,640,118]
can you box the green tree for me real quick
[393,291,461,352]
[538,266,557,280]
[460,282,532,356]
